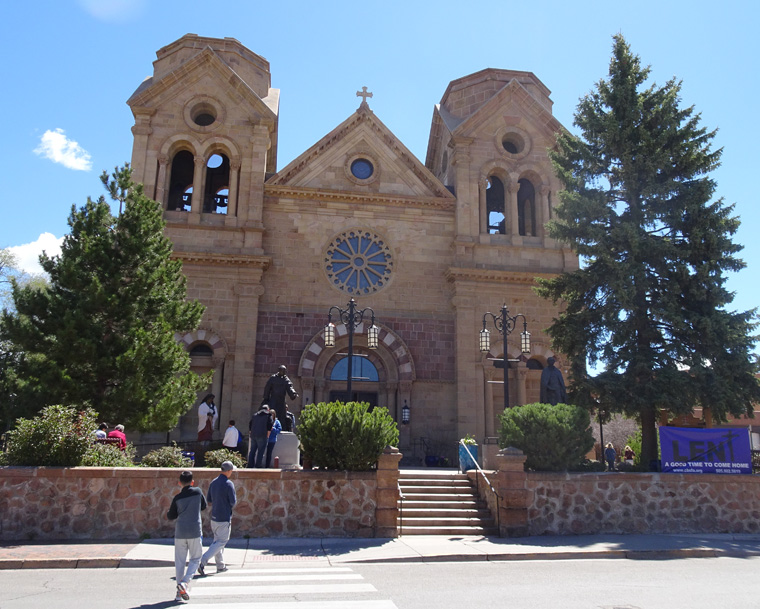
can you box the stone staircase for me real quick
[397,469,498,535]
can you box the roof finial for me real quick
[356,86,373,108]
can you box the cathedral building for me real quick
[126,34,578,461]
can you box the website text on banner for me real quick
[659,427,752,474]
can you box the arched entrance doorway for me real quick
[297,323,415,426]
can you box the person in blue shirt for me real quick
[266,410,282,468]
[197,461,236,576]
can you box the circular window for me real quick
[502,133,525,154]
[325,229,393,295]
[191,103,216,127]
[350,158,374,180]
[184,96,224,132]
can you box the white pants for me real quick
[174,536,202,586]
[201,519,231,569]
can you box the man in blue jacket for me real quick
[198,461,237,575]
[167,470,207,602]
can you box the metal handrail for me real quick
[459,440,502,534]
[397,481,405,536]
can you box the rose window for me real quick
[325,230,393,294]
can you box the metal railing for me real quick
[397,481,405,536]
[459,439,502,534]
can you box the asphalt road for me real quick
[0,557,757,609]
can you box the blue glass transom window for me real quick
[350,158,374,180]
[325,230,393,294]
[330,356,379,381]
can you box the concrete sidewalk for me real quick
[2,533,760,569]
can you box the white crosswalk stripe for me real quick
[193,583,377,596]
[181,603,397,609]
[187,563,398,608]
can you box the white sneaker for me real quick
[177,582,190,601]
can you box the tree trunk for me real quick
[640,407,658,470]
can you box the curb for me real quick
[3,547,760,570]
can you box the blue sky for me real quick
[1,0,758,326]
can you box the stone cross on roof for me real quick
[356,86,373,107]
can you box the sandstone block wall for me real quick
[0,464,400,541]
[525,472,760,536]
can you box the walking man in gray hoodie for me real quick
[167,470,207,602]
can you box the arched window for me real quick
[167,150,194,211]
[203,153,230,214]
[330,356,379,382]
[526,358,544,370]
[486,176,506,234]
[190,344,214,357]
[517,178,536,236]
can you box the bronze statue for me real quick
[262,365,298,424]
[540,357,567,405]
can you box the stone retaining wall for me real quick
[0,449,401,541]
[525,472,760,536]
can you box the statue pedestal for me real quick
[272,432,300,469]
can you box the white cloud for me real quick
[34,128,92,171]
[77,0,146,22]
[8,233,64,276]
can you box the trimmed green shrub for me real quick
[140,443,192,468]
[499,402,595,471]
[204,448,245,469]
[3,405,98,466]
[297,401,399,471]
[81,442,136,467]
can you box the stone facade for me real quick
[0,450,401,541]
[126,34,578,459]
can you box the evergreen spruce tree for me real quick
[537,35,760,466]
[1,166,210,431]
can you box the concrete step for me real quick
[401,500,481,509]
[399,525,500,535]
[400,484,474,494]
[400,492,480,502]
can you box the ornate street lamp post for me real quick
[479,303,531,410]
[324,298,378,397]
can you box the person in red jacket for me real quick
[107,424,127,450]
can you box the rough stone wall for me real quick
[525,472,760,536]
[0,467,386,541]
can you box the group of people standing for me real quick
[167,461,236,603]
[197,365,299,469]
[604,443,636,471]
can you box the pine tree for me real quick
[1,166,210,431]
[537,35,760,466]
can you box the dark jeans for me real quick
[247,436,268,468]
[266,441,277,468]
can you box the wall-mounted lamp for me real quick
[401,400,410,425]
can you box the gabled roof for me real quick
[268,103,454,208]
[127,45,278,126]
[447,77,562,140]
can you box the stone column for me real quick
[129,108,154,185]
[540,185,551,246]
[155,155,169,207]
[191,155,205,216]
[494,447,530,537]
[228,159,241,217]
[507,181,520,240]
[375,446,402,537]
[517,366,528,406]
[478,177,488,235]
[315,378,326,405]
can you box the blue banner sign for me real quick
[659,427,752,474]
